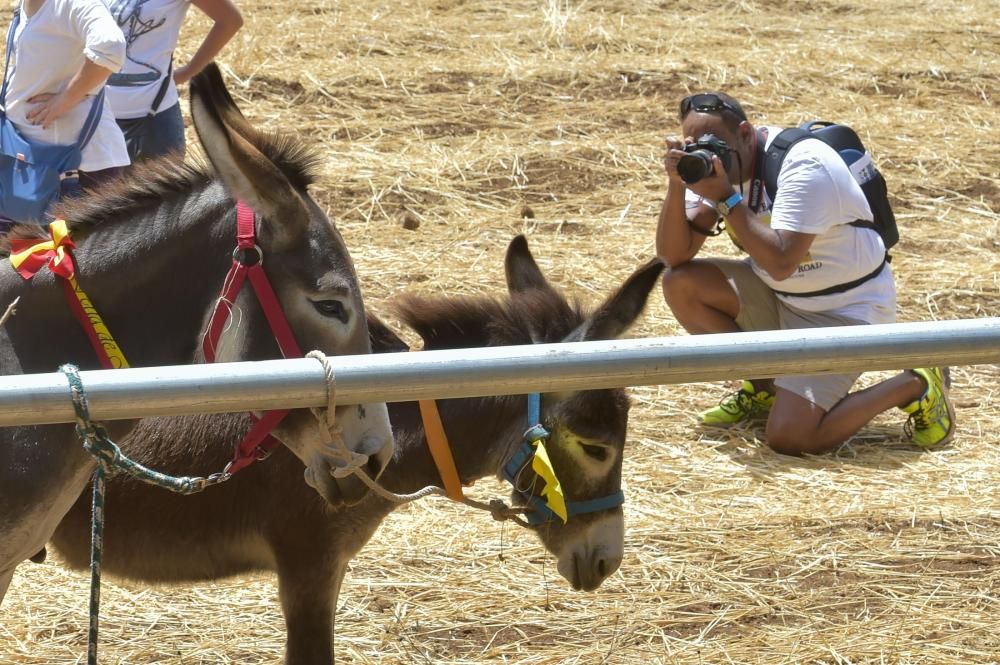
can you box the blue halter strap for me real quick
[502,392,625,526]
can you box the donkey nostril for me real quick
[365,454,384,478]
[597,557,608,578]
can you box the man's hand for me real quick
[662,136,689,185]
[686,154,735,203]
[26,92,75,129]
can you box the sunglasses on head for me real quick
[679,93,747,122]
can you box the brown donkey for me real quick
[50,236,664,664]
[0,64,393,608]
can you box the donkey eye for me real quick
[580,443,609,462]
[312,299,349,323]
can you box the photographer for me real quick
[655,91,954,455]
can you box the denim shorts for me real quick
[116,101,186,162]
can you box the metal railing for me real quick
[1,318,998,426]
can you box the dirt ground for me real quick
[3,0,1000,663]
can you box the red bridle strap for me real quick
[202,201,305,474]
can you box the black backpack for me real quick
[760,121,898,251]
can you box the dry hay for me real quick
[3,0,1000,662]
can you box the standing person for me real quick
[104,0,243,162]
[1,0,128,230]
[655,91,955,455]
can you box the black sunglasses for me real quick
[679,93,747,122]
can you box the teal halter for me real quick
[502,393,625,526]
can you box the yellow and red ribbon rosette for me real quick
[9,219,77,280]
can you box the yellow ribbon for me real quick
[66,275,130,369]
[531,439,568,523]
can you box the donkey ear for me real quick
[189,63,309,251]
[367,311,410,354]
[576,257,664,342]
[505,235,557,296]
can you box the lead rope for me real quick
[59,365,232,665]
[304,350,530,524]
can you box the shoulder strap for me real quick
[761,127,815,201]
[76,88,105,149]
[1,4,21,106]
[148,56,173,116]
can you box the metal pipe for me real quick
[1,318,998,426]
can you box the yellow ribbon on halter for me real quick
[531,439,568,523]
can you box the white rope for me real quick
[305,350,366,475]
[305,349,532,523]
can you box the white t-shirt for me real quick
[687,126,896,324]
[3,0,129,171]
[103,0,190,119]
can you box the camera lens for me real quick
[677,150,713,184]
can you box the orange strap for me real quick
[417,398,464,501]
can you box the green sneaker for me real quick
[700,380,774,426]
[902,368,955,448]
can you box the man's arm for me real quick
[720,205,815,280]
[655,137,718,268]
[688,154,815,281]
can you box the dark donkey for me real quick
[50,236,664,664]
[0,64,393,606]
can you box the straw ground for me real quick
[3,0,1000,662]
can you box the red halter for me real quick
[202,201,303,474]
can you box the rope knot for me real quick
[305,349,369,478]
[80,428,122,476]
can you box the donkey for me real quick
[48,236,664,664]
[0,63,393,606]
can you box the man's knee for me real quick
[765,424,811,456]
[661,264,702,311]
[765,408,819,455]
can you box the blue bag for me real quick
[0,4,104,224]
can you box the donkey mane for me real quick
[394,287,582,350]
[0,128,322,255]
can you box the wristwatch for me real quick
[715,191,743,217]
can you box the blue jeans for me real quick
[116,101,186,163]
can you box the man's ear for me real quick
[738,120,754,143]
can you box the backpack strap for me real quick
[760,126,814,202]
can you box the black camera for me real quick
[677,134,732,184]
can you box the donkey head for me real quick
[396,236,663,591]
[189,64,393,504]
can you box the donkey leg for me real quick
[0,566,14,607]
[277,557,347,665]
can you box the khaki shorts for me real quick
[709,258,865,411]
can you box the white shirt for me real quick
[3,0,129,171]
[103,0,190,119]
[687,126,896,324]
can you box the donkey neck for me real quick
[0,182,238,374]
[378,395,526,495]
